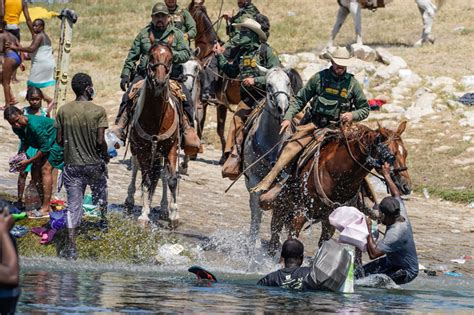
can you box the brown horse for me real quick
[128,43,180,228]
[268,121,411,255]
[188,0,241,162]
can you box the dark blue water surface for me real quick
[15,258,474,313]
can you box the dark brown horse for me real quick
[268,121,411,254]
[188,0,241,162]
[127,43,180,228]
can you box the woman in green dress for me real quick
[4,105,63,217]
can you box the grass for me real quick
[2,0,473,204]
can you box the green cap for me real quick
[151,2,169,15]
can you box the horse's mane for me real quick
[188,3,218,42]
[284,68,303,96]
[340,124,378,149]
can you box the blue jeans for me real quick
[360,257,416,285]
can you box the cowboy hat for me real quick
[323,46,354,67]
[233,18,267,42]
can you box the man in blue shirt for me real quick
[362,162,419,284]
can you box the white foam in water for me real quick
[355,274,400,289]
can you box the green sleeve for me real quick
[350,79,370,121]
[171,31,191,64]
[121,31,143,77]
[216,53,240,78]
[284,73,321,121]
[183,10,197,39]
[254,46,280,87]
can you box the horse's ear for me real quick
[396,121,407,136]
[193,47,200,57]
[256,65,270,76]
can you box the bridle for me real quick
[147,59,172,87]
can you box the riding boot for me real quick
[182,114,200,155]
[251,123,316,194]
[221,126,245,180]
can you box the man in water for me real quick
[257,239,312,290]
[360,162,419,284]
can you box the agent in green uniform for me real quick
[213,18,280,179]
[114,2,197,146]
[4,105,63,217]
[165,0,196,43]
[222,0,260,50]
[252,46,370,202]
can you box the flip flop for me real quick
[28,209,49,219]
[188,266,217,282]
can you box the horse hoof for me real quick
[169,219,179,230]
[190,154,198,161]
[178,164,188,175]
[137,216,150,227]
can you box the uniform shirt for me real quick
[168,5,197,40]
[55,101,108,166]
[284,68,369,122]
[376,197,419,280]
[257,266,313,290]
[121,24,191,78]
[216,42,280,90]
[13,114,63,169]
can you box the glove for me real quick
[120,75,130,92]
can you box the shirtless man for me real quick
[0,20,23,108]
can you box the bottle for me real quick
[363,74,369,90]
[371,221,379,240]
[423,188,430,199]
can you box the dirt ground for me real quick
[1,112,473,275]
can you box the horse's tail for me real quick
[285,68,304,96]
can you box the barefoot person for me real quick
[359,162,419,285]
[0,20,24,108]
[16,87,52,210]
[4,106,63,218]
[7,18,56,96]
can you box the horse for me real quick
[188,0,241,163]
[126,43,180,228]
[327,0,445,47]
[242,66,303,248]
[267,121,411,255]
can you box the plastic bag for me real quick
[24,181,41,211]
[307,239,351,292]
[329,206,369,251]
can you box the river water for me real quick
[16,258,474,313]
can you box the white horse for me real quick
[327,0,444,48]
[242,67,301,247]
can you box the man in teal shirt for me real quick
[4,106,63,218]
[252,47,369,203]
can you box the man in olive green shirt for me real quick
[213,18,280,179]
[165,0,196,43]
[222,0,260,50]
[56,73,109,260]
[114,2,197,147]
[252,47,369,203]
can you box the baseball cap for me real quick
[379,197,401,216]
[152,2,169,15]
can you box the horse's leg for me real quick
[124,155,138,214]
[268,206,285,256]
[138,174,151,226]
[249,192,263,249]
[319,217,336,247]
[290,211,307,238]
[349,0,363,44]
[216,104,227,164]
[167,143,179,229]
[160,164,169,221]
[327,5,350,48]
[179,155,190,175]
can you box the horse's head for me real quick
[182,58,201,93]
[375,121,412,195]
[258,66,291,121]
[147,43,173,93]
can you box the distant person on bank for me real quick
[359,162,419,285]
[55,73,109,260]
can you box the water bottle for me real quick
[104,130,123,158]
[363,74,370,90]
[371,221,379,241]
